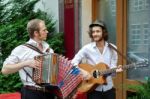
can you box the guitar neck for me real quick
[100,68,116,75]
[101,61,146,75]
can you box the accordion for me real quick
[33,53,82,99]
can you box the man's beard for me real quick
[93,36,103,42]
[38,33,47,40]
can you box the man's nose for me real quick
[46,30,49,33]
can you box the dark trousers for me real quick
[21,87,55,99]
[87,88,115,99]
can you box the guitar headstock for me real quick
[123,59,149,70]
[134,59,149,68]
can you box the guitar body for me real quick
[74,61,147,98]
[75,60,148,93]
[78,63,109,92]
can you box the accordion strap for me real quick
[23,43,44,85]
[24,43,44,54]
[22,68,33,82]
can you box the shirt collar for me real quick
[27,39,49,50]
[27,39,40,47]
[92,41,109,48]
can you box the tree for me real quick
[0,0,64,93]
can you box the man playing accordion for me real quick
[1,19,57,99]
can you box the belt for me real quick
[24,85,49,92]
[24,85,62,98]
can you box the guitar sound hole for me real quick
[93,70,100,78]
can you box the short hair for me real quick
[88,20,108,41]
[27,19,44,38]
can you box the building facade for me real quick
[59,0,150,99]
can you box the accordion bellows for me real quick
[33,53,82,98]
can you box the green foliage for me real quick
[127,78,150,99]
[0,0,64,93]
[0,73,22,93]
[47,32,65,54]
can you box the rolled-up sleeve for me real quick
[3,47,20,65]
[71,47,86,66]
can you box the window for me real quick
[97,0,116,44]
[127,0,150,81]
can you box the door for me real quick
[93,0,150,99]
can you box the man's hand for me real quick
[80,68,92,80]
[23,59,41,69]
[116,65,123,72]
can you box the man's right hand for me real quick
[80,68,92,80]
[23,59,41,69]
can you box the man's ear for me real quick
[34,31,38,37]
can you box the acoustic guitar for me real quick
[77,60,148,92]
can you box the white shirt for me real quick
[3,39,54,86]
[71,42,118,92]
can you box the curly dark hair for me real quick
[88,20,108,41]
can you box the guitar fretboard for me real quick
[99,61,147,75]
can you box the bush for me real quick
[127,78,150,99]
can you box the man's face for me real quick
[91,26,103,42]
[36,21,48,41]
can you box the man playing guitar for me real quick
[71,20,122,99]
